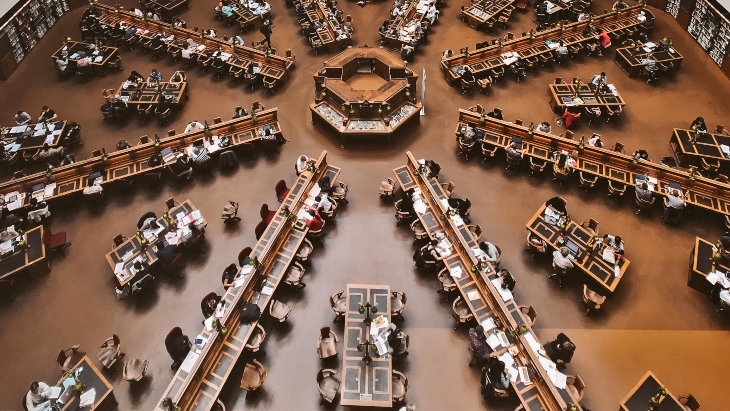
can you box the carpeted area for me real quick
[0,0,729,410]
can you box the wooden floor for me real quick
[1,0,729,410]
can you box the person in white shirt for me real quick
[555,40,568,57]
[295,155,310,175]
[0,226,19,242]
[552,247,574,270]
[588,133,603,148]
[590,72,607,88]
[132,7,144,15]
[426,3,439,24]
[25,381,52,411]
[185,120,205,133]
[83,181,103,195]
[720,289,730,307]
[230,35,244,46]
[56,56,69,72]
[537,121,552,133]
[15,111,32,125]
[475,241,500,263]
[314,194,333,213]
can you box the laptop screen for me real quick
[193,139,204,147]
[32,183,45,192]
[565,240,580,256]
[511,136,523,146]
[669,181,681,190]
[88,171,102,182]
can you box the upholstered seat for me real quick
[317,326,339,359]
[122,358,148,381]
[317,369,341,403]
[245,324,266,352]
[240,359,267,391]
[269,300,292,322]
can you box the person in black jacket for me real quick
[543,333,575,368]
[260,19,273,47]
[201,292,222,319]
[398,188,415,215]
[425,159,441,178]
[221,263,239,290]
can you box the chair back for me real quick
[166,197,176,210]
[320,326,331,339]
[56,349,68,367]
[680,394,700,411]
[260,203,271,220]
[139,135,149,144]
[167,129,176,136]
[42,228,52,248]
[515,119,523,125]
[613,142,625,153]
[238,247,252,266]
[91,149,102,157]
[472,225,482,239]
[717,174,729,183]
[213,117,222,124]
[255,221,267,240]
[275,180,288,198]
[554,77,563,84]
[565,130,574,140]
[588,218,598,232]
[113,234,124,247]
[443,181,455,197]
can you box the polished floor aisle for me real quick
[1,0,729,410]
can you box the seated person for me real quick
[38,143,64,161]
[201,292,222,318]
[602,234,624,256]
[230,35,244,46]
[537,121,552,133]
[552,247,574,271]
[386,323,407,354]
[318,175,333,194]
[123,26,138,40]
[612,0,628,10]
[0,225,19,242]
[690,116,707,134]
[588,133,603,148]
[401,43,415,62]
[295,155,310,175]
[635,181,653,203]
[222,263,239,290]
[170,154,194,180]
[483,357,510,391]
[60,154,75,166]
[665,189,686,210]
[232,106,247,119]
[505,141,524,164]
[15,110,31,125]
[498,269,516,291]
[157,96,173,113]
[148,69,162,86]
[458,124,476,145]
[486,107,503,120]
[545,196,567,215]
[82,179,103,196]
[441,49,454,59]
[589,72,607,89]
[0,209,23,229]
[543,333,575,367]
[76,56,92,68]
[127,70,144,83]
[185,120,205,133]
[597,29,611,49]
[468,325,493,364]
[306,209,325,231]
[150,35,166,50]
[476,241,500,263]
[314,194,333,213]
[426,3,439,24]
[397,189,415,214]
[447,197,471,218]
[719,232,730,252]
[56,56,69,72]
[111,98,128,118]
[555,40,568,57]
[25,381,52,411]
[461,67,475,83]
[203,28,217,37]
[425,159,441,177]
[157,243,179,266]
[137,211,158,230]
[553,153,572,177]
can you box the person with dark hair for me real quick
[137,212,158,230]
[397,188,415,214]
[612,0,628,10]
[0,208,22,229]
[425,159,441,177]
[588,133,603,148]
[260,19,272,47]
[25,381,51,411]
[590,72,607,90]
[318,175,332,194]
[553,153,572,177]
[38,106,57,122]
[461,66,475,83]
[222,263,239,290]
[545,196,567,215]
[635,181,653,204]
[386,323,407,354]
[690,116,707,134]
[482,356,509,392]
[314,194,333,213]
[447,197,471,219]
[170,154,193,180]
[38,143,64,161]
[468,325,493,364]
[543,333,575,367]
[602,234,624,256]
[14,110,31,125]
[486,107,503,120]
[201,293,222,318]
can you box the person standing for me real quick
[260,19,272,48]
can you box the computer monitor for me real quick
[88,171,102,182]
[160,147,173,157]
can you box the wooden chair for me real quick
[295,238,315,262]
[441,181,455,197]
[582,284,606,315]
[240,359,267,391]
[284,261,306,288]
[452,296,474,329]
[392,371,408,403]
[566,375,585,402]
[391,291,407,320]
[317,326,339,359]
[578,171,598,194]
[606,180,627,203]
[330,291,347,321]
[410,220,428,241]
[612,142,625,153]
[56,345,85,372]
[269,300,292,322]
[437,267,457,298]
[317,369,341,403]
[379,177,395,202]
[245,324,266,352]
[678,394,701,411]
[467,224,482,241]
[482,142,499,162]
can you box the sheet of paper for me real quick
[79,388,96,406]
[309,184,321,198]
[480,317,496,332]
[450,266,462,278]
[204,316,214,331]
[451,214,464,226]
[499,352,515,368]
[549,369,567,389]
[413,200,427,214]
[507,366,519,383]
[486,333,501,350]
[234,276,246,288]
[467,290,480,301]
[491,278,514,302]
[538,354,556,371]
[48,386,62,398]
[215,302,226,318]
[180,351,199,373]
[518,366,532,385]
[524,332,541,352]
[261,285,274,295]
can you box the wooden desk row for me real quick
[441,5,654,84]
[0,109,282,208]
[393,151,580,411]
[549,83,626,112]
[115,78,188,107]
[619,371,684,411]
[456,109,730,219]
[52,355,116,411]
[300,0,351,52]
[51,41,119,75]
[613,44,683,78]
[526,204,630,293]
[687,236,730,295]
[155,151,341,411]
[461,0,515,30]
[380,0,431,48]
[670,128,730,169]
[1,121,67,153]
[144,0,189,18]
[92,3,293,85]
[0,225,49,281]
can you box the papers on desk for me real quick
[721,144,730,158]
[548,368,567,389]
[545,40,559,49]
[499,352,515,369]
[467,290,480,301]
[234,276,247,288]
[413,199,427,214]
[180,351,199,373]
[44,183,56,198]
[518,366,532,385]
[193,334,209,354]
[436,238,452,257]
[94,56,103,62]
[450,265,463,279]
[502,52,519,66]
[507,366,519,383]
[0,240,13,255]
[607,83,618,96]
[451,213,465,226]
[165,231,179,246]
[524,332,541,353]
[215,302,226,318]
[486,333,501,350]
[297,208,313,220]
[3,191,23,211]
[48,386,63,399]
[707,271,730,288]
[544,206,561,225]
[481,317,497,332]
[309,184,321,198]
[79,388,96,407]
[602,247,616,264]
[491,278,514,302]
[261,285,274,296]
[10,125,26,133]
[204,316,215,331]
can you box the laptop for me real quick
[565,239,580,259]
[635,174,646,183]
[193,139,205,148]
[668,181,681,190]
[32,182,45,192]
[57,385,75,405]
[511,136,523,146]
[88,171,102,183]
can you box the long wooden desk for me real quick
[549,83,626,112]
[687,236,730,295]
[53,355,116,411]
[1,121,67,153]
[619,372,683,411]
[393,151,581,411]
[115,78,188,107]
[441,5,654,85]
[92,3,293,86]
[52,41,118,75]
[526,204,630,293]
[147,0,189,18]
[105,200,206,287]
[341,284,393,407]
[614,44,683,77]
[456,109,730,220]
[0,109,281,209]
[0,225,49,280]
[670,128,730,168]
[155,151,341,411]
[380,0,431,49]
[300,0,350,52]
[461,0,515,30]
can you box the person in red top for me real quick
[598,30,611,48]
[306,209,324,231]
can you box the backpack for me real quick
[239,303,261,323]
